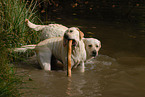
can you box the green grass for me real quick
[1,0,40,48]
[0,0,40,96]
[0,50,22,97]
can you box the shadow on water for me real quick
[17,17,145,97]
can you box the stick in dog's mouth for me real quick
[72,39,77,46]
[67,40,72,77]
[64,38,77,47]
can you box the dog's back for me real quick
[25,19,68,40]
[40,24,67,40]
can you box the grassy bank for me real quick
[0,0,39,96]
[0,50,21,96]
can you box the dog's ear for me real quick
[77,28,84,40]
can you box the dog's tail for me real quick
[25,19,46,31]
[14,45,36,52]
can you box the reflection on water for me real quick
[18,54,145,97]
[66,76,86,96]
[17,18,145,97]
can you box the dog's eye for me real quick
[88,45,92,47]
[96,45,98,48]
[70,30,73,33]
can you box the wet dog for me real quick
[25,19,101,61]
[15,27,86,71]
[25,19,67,40]
[83,38,101,61]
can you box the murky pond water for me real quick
[16,18,145,97]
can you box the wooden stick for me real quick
[67,40,72,77]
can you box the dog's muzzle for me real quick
[92,50,98,57]
[64,33,77,47]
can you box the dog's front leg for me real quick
[37,48,52,71]
[79,61,85,72]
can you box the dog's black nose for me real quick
[92,50,97,57]
[64,33,69,39]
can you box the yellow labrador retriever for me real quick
[15,27,86,71]
[83,38,101,61]
[25,19,101,61]
[25,19,67,40]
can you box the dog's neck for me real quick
[71,40,86,62]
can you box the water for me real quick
[17,18,145,97]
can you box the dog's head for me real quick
[63,27,84,47]
[83,38,101,59]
